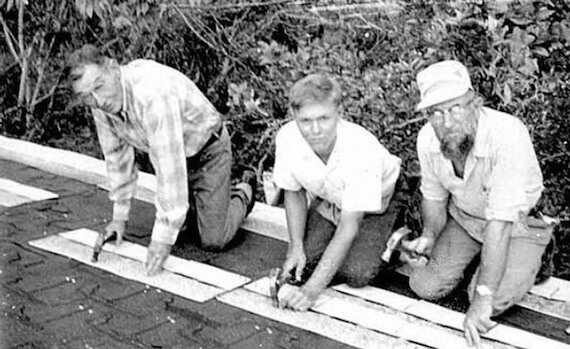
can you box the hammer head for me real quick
[381,226,413,263]
[268,268,291,307]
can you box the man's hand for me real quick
[279,284,323,311]
[400,234,435,267]
[105,220,126,245]
[282,243,306,283]
[145,240,172,276]
[463,296,497,348]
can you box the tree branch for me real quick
[384,115,427,133]
[0,11,21,66]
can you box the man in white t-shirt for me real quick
[272,73,402,311]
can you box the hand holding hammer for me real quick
[382,226,430,267]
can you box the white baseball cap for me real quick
[416,60,473,111]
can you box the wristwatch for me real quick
[476,285,494,297]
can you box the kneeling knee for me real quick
[409,274,451,301]
[200,238,228,251]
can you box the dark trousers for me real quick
[183,125,249,250]
[303,188,405,288]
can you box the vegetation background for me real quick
[1,0,569,278]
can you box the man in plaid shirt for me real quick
[67,45,256,276]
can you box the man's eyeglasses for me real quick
[428,100,472,121]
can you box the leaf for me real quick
[74,0,87,17]
[503,83,512,105]
[560,22,570,43]
[112,16,132,30]
[85,0,93,18]
[533,47,550,57]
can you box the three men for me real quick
[67,45,256,276]
[402,60,551,347]
[272,74,402,311]
[69,43,549,346]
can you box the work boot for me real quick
[241,170,257,215]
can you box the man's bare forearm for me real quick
[305,211,363,290]
[421,198,448,239]
[476,220,510,295]
[284,189,308,248]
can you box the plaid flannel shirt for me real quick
[93,59,221,245]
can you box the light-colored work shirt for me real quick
[417,107,544,241]
[273,119,401,225]
[92,59,221,245]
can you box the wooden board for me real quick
[0,178,58,207]
[242,277,509,349]
[530,277,570,302]
[29,234,239,303]
[217,288,423,349]
[334,284,570,349]
[0,189,30,207]
[59,228,250,290]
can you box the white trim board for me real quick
[0,135,288,242]
[239,277,512,349]
[217,288,421,349]
[333,284,570,349]
[28,231,250,303]
[0,178,58,207]
[59,228,250,290]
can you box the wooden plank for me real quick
[241,203,288,241]
[334,283,419,312]
[59,228,250,290]
[217,288,423,349]
[245,278,504,349]
[0,189,31,207]
[530,277,570,302]
[0,178,58,201]
[518,293,570,321]
[0,178,58,207]
[334,284,570,349]
[29,235,226,303]
[0,135,108,187]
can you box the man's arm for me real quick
[464,219,510,348]
[282,189,309,282]
[402,198,448,262]
[421,197,448,241]
[280,209,364,311]
[305,209,364,290]
[92,109,137,244]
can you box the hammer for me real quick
[381,226,425,263]
[268,267,291,308]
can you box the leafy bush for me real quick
[1,0,569,277]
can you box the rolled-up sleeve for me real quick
[485,123,541,221]
[145,97,190,245]
[417,127,449,201]
[272,128,302,191]
[93,109,137,222]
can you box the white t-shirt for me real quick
[273,119,401,224]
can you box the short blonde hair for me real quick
[288,74,341,112]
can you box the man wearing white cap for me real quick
[402,60,553,347]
